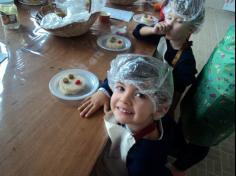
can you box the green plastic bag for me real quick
[181,25,235,147]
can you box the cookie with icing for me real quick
[141,14,155,25]
[59,73,86,95]
[106,36,124,49]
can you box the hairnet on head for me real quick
[164,0,205,32]
[107,54,174,119]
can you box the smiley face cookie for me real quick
[106,36,124,49]
[59,73,86,95]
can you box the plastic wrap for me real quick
[40,0,106,29]
[164,0,205,31]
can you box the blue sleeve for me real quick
[127,156,172,176]
[127,142,172,176]
[133,24,162,45]
[173,50,198,93]
[100,78,113,96]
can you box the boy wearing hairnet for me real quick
[92,54,176,176]
[133,0,205,117]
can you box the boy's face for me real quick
[110,82,155,131]
[164,12,193,41]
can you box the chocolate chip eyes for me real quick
[63,74,74,84]
[68,74,75,79]
[63,78,69,83]
[62,74,82,86]
[110,37,116,43]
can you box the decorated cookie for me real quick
[59,73,86,95]
[141,14,155,25]
[106,36,124,49]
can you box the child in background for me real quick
[132,1,208,175]
[133,0,206,117]
[93,54,176,176]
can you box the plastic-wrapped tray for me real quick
[35,2,100,37]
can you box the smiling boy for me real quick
[92,54,176,176]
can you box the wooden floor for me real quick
[186,0,235,175]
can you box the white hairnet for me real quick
[164,0,205,32]
[107,54,174,119]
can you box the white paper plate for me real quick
[49,69,99,101]
[133,13,158,26]
[97,34,131,52]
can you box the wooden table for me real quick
[0,2,156,176]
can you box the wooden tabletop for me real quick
[0,2,157,176]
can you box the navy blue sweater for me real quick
[126,115,178,176]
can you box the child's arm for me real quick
[133,24,161,45]
[133,22,171,44]
[140,21,171,35]
[139,26,156,36]
[78,91,110,118]
[78,79,111,118]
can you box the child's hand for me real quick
[78,91,110,118]
[153,21,171,35]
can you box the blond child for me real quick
[133,0,206,117]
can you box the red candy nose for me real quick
[76,80,81,85]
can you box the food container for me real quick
[35,0,100,37]
[0,0,20,29]
[99,12,110,23]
